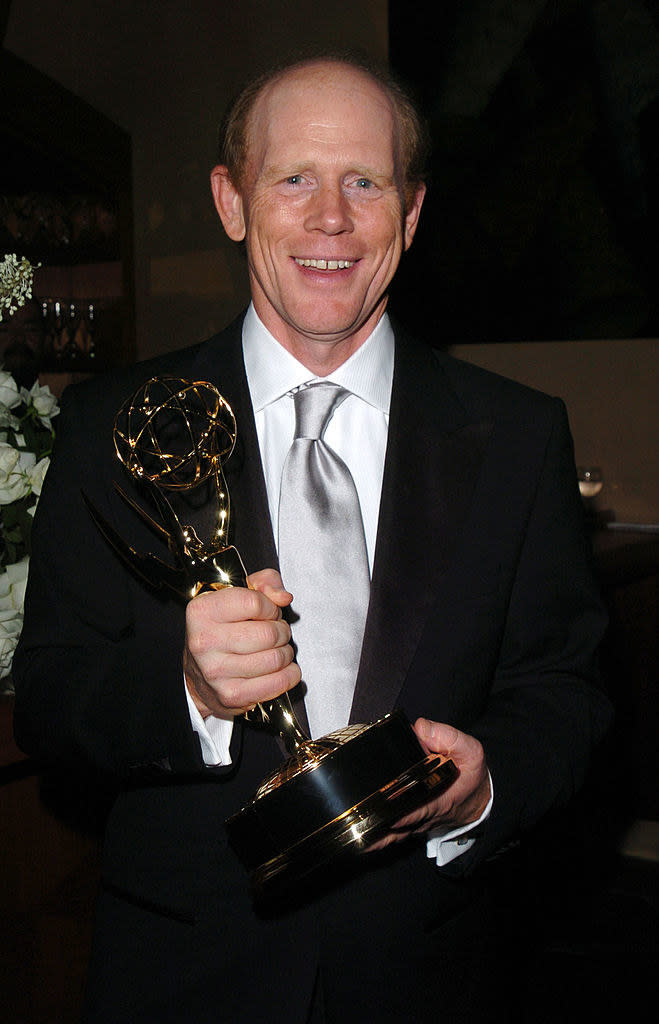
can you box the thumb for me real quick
[247,568,293,608]
[414,718,460,756]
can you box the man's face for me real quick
[212,62,425,371]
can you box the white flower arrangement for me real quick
[0,256,58,688]
[1,253,40,321]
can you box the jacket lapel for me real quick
[350,333,493,723]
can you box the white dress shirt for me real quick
[187,304,491,865]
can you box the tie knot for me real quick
[292,382,349,441]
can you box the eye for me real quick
[285,174,303,185]
[355,178,373,189]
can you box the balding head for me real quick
[218,54,428,212]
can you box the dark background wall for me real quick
[389,0,658,344]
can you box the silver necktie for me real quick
[278,383,370,738]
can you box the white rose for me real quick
[0,441,36,504]
[22,381,59,429]
[0,406,19,431]
[0,605,23,678]
[0,371,22,412]
[29,456,50,498]
[0,569,9,609]
[0,557,30,613]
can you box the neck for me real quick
[252,300,388,376]
[283,337,364,376]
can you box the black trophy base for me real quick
[225,710,458,893]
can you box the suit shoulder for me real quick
[62,342,202,412]
[59,315,244,421]
[392,320,563,424]
[431,348,565,425]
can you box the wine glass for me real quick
[577,467,603,499]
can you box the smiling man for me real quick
[210,61,424,372]
[14,55,611,1023]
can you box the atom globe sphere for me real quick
[113,377,237,491]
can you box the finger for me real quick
[221,617,293,656]
[388,800,445,833]
[247,568,294,608]
[414,719,486,772]
[365,830,410,853]
[215,660,302,714]
[413,719,490,825]
[413,718,460,757]
[195,631,297,683]
[189,585,282,627]
[367,830,412,850]
[185,637,301,717]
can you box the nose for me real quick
[304,183,353,235]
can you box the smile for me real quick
[294,258,355,270]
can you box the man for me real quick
[13,55,611,1023]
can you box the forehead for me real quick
[245,63,396,176]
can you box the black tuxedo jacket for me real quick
[13,314,611,1022]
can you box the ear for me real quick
[210,165,246,241]
[403,183,426,251]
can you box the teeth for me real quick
[295,258,354,269]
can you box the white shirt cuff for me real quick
[185,682,234,766]
[425,771,494,866]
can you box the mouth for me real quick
[294,258,355,270]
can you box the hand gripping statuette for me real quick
[85,376,457,894]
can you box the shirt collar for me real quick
[242,303,394,415]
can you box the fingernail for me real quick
[416,718,431,741]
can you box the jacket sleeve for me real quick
[459,398,612,869]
